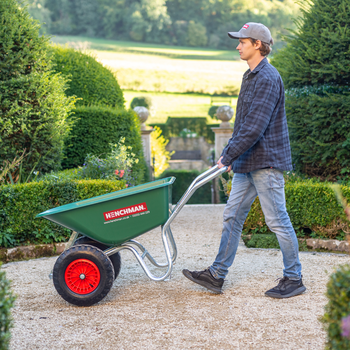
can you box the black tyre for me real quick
[53,245,114,307]
[73,236,122,279]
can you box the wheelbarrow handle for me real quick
[165,165,228,228]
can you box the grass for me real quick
[51,36,248,95]
[51,36,240,60]
[123,91,237,124]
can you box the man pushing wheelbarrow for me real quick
[182,22,306,299]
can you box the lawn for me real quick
[123,91,238,124]
[51,36,247,95]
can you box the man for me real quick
[183,23,306,299]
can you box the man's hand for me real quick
[217,156,232,172]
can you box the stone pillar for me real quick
[134,107,153,177]
[211,106,234,203]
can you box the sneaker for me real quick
[182,268,224,294]
[265,276,306,298]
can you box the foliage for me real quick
[322,264,350,350]
[0,0,76,178]
[186,21,207,47]
[242,178,350,240]
[244,234,280,249]
[130,96,152,110]
[51,46,124,108]
[79,138,139,186]
[159,169,211,204]
[151,127,173,177]
[62,106,146,184]
[0,266,16,350]
[271,0,350,180]
[28,0,300,49]
[0,179,126,247]
[208,106,219,119]
[283,90,350,180]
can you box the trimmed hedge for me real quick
[51,46,124,108]
[244,180,350,240]
[149,117,218,143]
[159,169,211,204]
[0,179,126,247]
[0,266,15,350]
[322,264,350,349]
[63,106,146,184]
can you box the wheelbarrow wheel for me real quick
[73,236,121,279]
[53,245,114,307]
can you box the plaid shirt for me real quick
[221,58,293,173]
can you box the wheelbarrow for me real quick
[37,165,227,306]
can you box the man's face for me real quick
[236,38,260,61]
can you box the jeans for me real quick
[209,168,302,280]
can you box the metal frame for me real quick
[102,165,228,281]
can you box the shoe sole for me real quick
[182,269,222,294]
[265,285,306,299]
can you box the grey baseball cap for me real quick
[228,22,273,45]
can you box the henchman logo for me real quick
[103,203,148,221]
[242,24,249,29]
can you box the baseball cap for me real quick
[228,22,273,45]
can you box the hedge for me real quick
[63,105,146,184]
[243,180,350,240]
[0,266,15,350]
[322,264,350,349]
[51,46,124,108]
[149,117,218,143]
[159,169,212,204]
[0,179,126,247]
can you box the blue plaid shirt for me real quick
[221,58,293,173]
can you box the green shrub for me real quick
[0,179,126,247]
[80,138,139,186]
[51,46,124,108]
[130,96,152,110]
[271,0,350,180]
[0,267,15,350]
[243,180,350,240]
[159,169,211,204]
[0,0,75,178]
[284,90,350,180]
[208,106,219,119]
[151,127,172,178]
[62,106,145,184]
[244,234,280,249]
[322,264,350,350]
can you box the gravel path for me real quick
[4,205,350,350]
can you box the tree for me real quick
[271,0,350,180]
[0,0,75,179]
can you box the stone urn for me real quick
[133,106,149,130]
[216,105,234,128]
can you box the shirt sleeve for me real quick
[220,78,280,166]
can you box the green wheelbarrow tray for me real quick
[37,165,227,286]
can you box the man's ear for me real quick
[255,40,262,50]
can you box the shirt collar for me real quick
[243,57,268,79]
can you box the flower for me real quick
[126,184,128,188]
[120,170,125,177]
[115,170,119,175]
[341,315,350,338]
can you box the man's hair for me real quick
[249,38,273,57]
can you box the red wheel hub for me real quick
[65,259,101,295]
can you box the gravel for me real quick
[4,204,350,350]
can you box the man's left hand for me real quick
[217,156,232,172]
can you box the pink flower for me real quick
[120,170,125,178]
[114,170,119,175]
[126,184,128,188]
[342,315,350,338]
